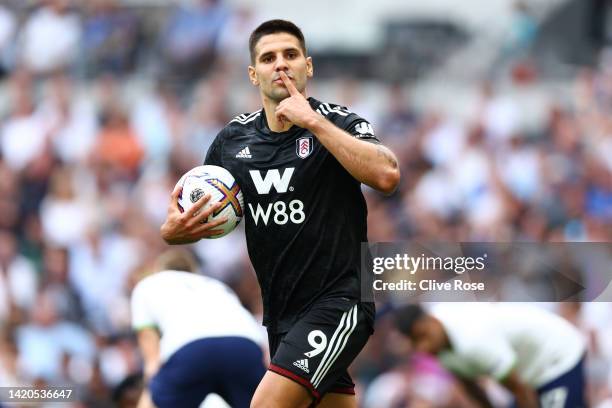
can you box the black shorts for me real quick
[267,297,374,403]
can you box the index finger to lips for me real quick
[279,71,299,96]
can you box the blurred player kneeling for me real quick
[131,249,266,408]
[395,303,587,408]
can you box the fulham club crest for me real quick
[296,137,313,159]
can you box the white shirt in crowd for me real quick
[430,303,586,387]
[19,6,81,73]
[131,271,263,362]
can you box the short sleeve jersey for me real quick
[204,97,378,333]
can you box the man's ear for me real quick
[248,66,259,86]
[306,57,313,78]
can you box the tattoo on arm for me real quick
[376,145,399,169]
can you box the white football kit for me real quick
[429,303,586,387]
[131,270,263,362]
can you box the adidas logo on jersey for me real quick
[236,147,252,159]
[293,358,310,373]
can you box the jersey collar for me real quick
[256,97,321,136]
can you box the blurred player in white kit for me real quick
[130,249,266,408]
[395,303,587,408]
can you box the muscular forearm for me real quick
[306,115,400,194]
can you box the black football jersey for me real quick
[204,97,378,333]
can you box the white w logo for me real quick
[249,168,295,194]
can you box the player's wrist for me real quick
[304,111,325,132]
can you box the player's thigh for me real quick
[250,370,312,408]
[318,392,357,408]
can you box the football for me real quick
[176,165,244,238]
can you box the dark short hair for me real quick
[249,19,307,64]
[394,304,426,336]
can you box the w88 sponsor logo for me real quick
[247,167,305,226]
[248,200,305,226]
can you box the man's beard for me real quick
[267,87,291,103]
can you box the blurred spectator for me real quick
[91,105,144,185]
[39,74,99,166]
[98,335,140,387]
[421,112,466,167]
[18,0,82,75]
[479,82,521,145]
[82,0,140,77]
[0,71,49,172]
[16,290,95,382]
[216,5,263,69]
[40,245,82,323]
[585,161,612,222]
[40,166,95,247]
[496,134,542,203]
[378,83,418,148]
[130,82,180,169]
[0,4,17,78]
[19,150,56,229]
[338,78,380,127]
[160,0,230,79]
[0,230,38,324]
[0,163,21,231]
[505,1,538,55]
[68,226,142,335]
[0,331,20,386]
[176,78,227,168]
[132,171,177,227]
